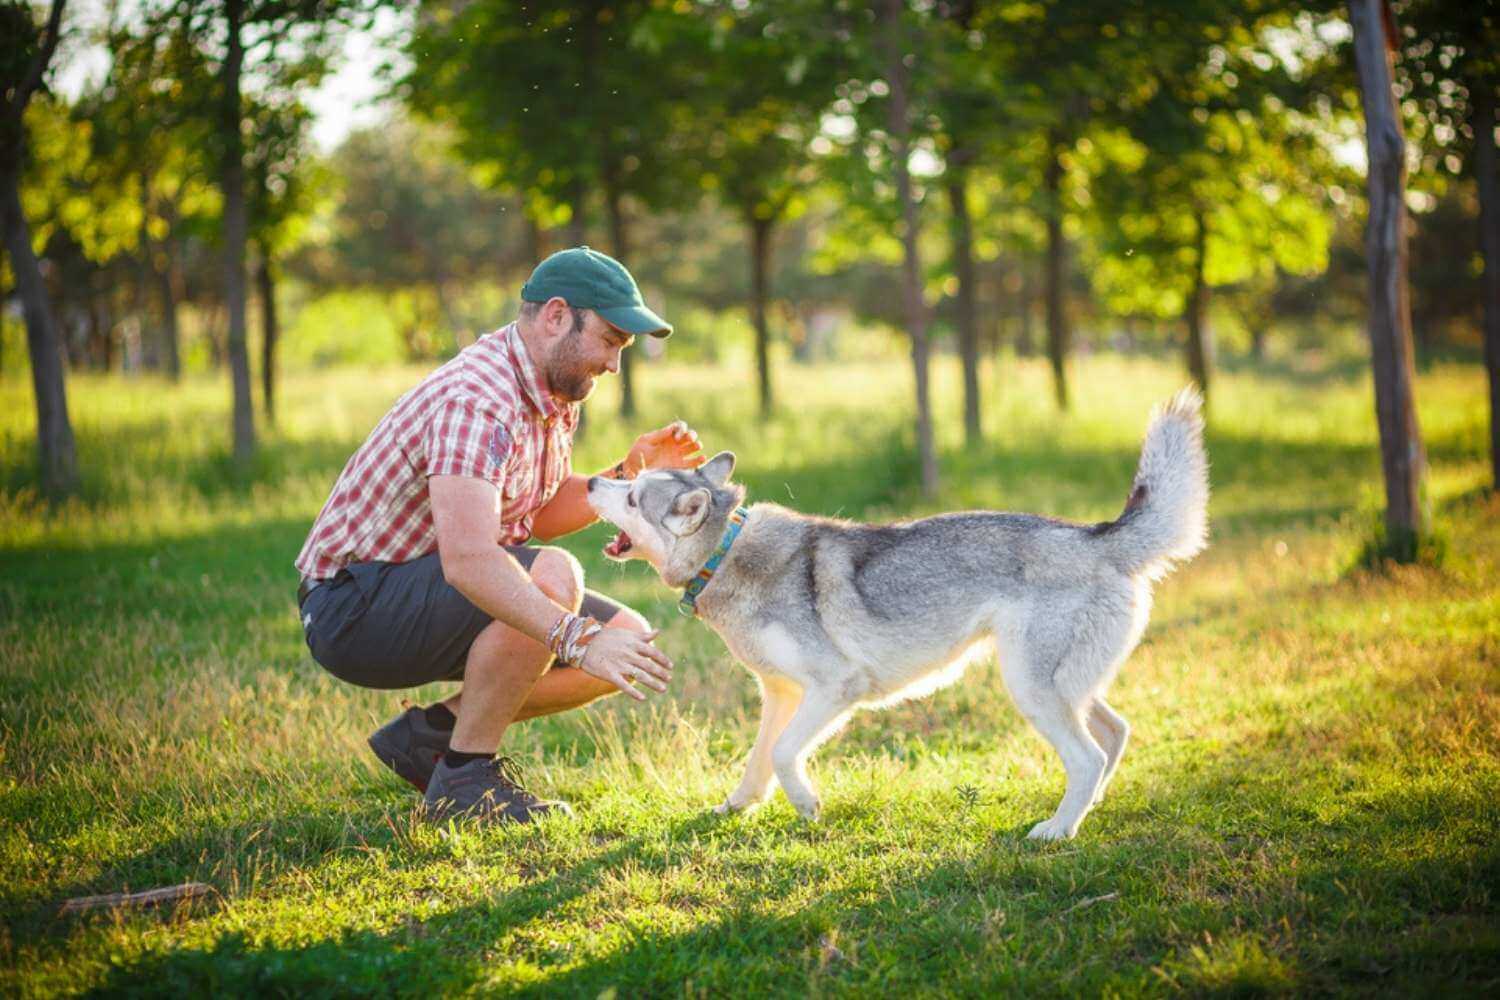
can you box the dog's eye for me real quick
[626,493,637,508]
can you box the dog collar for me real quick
[678,505,750,617]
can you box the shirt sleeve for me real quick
[424,396,511,485]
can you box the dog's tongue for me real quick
[603,530,633,558]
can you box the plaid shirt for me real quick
[296,323,579,580]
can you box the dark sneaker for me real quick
[423,756,574,825]
[368,705,451,793]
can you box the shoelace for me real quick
[491,755,537,800]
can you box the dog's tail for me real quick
[1093,387,1209,579]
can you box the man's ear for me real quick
[700,451,736,487]
[665,487,713,537]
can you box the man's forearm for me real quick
[530,462,630,540]
[442,546,572,644]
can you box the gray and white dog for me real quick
[586,390,1208,840]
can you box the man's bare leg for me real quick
[445,549,583,754]
[442,606,650,724]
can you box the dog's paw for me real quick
[1026,817,1076,842]
[790,797,822,822]
[713,799,745,816]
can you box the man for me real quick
[296,247,703,825]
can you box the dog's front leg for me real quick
[716,674,802,815]
[770,687,853,821]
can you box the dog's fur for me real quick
[586,390,1209,839]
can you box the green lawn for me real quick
[2,350,1497,996]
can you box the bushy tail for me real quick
[1096,388,1210,578]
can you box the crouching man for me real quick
[295,247,703,825]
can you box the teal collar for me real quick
[678,505,750,617]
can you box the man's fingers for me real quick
[636,641,673,671]
[632,653,672,682]
[614,673,647,700]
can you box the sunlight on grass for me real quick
[1,351,1496,995]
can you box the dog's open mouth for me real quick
[603,530,633,558]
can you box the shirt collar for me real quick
[504,322,563,422]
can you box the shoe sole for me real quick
[368,729,431,793]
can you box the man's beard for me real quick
[547,331,598,402]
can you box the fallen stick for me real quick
[1061,890,1119,916]
[59,882,213,915]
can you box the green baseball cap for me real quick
[520,246,672,338]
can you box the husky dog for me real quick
[586,390,1208,840]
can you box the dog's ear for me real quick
[665,487,713,537]
[700,451,736,487]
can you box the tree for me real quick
[1086,14,1334,401]
[880,0,939,498]
[931,0,1004,444]
[1392,0,1500,486]
[155,0,362,468]
[247,92,324,423]
[670,0,839,418]
[1,0,77,498]
[1350,0,1425,557]
[296,117,531,358]
[87,17,219,380]
[405,0,687,419]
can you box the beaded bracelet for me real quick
[547,612,603,667]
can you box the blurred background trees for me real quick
[2,0,1495,534]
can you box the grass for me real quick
[1,348,1497,996]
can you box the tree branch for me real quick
[16,0,68,112]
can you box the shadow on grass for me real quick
[79,755,1500,995]
[75,712,1500,997]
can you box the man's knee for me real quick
[605,606,652,634]
[530,547,584,610]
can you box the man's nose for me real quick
[604,348,622,374]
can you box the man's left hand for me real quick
[625,420,704,475]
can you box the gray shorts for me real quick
[298,547,626,690]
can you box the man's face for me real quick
[545,309,634,403]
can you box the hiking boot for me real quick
[422,756,574,825]
[368,705,451,793]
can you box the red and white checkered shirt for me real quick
[295,323,579,580]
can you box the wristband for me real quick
[547,612,603,666]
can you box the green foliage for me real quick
[404,0,687,233]
[296,118,528,296]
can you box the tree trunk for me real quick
[564,179,587,249]
[86,277,109,371]
[2,161,79,497]
[749,212,775,418]
[136,183,160,371]
[947,165,981,445]
[159,234,183,380]
[1044,134,1071,411]
[257,249,278,424]
[605,184,635,419]
[1017,264,1035,356]
[221,0,255,467]
[1474,81,1500,490]
[1350,0,1425,554]
[882,0,939,499]
[1185,208,1212,400]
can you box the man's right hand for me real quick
[578,627,673,700]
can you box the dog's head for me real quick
[586,451,742,586]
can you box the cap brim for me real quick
[598,304,672,338]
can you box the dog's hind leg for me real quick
[1003,653,1107,841]
[1086,699,1130,805]
[771,686,854,821]
[716,674,802,815]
